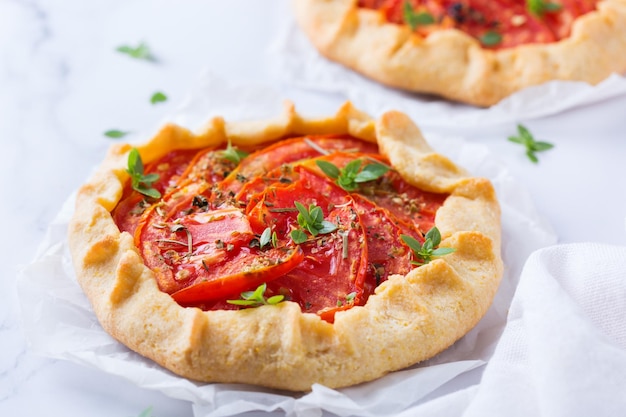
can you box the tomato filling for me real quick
[358,0,598,49]
[113,135,448,322]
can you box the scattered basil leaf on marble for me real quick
[403,1,435,30]
[150,91,168,104]
[527,0,562,17]
[104,129,131,139]
[479,31,502,47]
[508,124,554,163]
[401,227,455,266]
[116,42,154,61]
[135,406,153,417]
[127,148,161,199]
[227,283,284,307]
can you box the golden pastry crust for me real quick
[68,102,502,391]
[292,0,626,107]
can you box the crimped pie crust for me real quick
[292,0,626,106]
[68,102,502,391]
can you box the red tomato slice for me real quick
[171,245,304,305]
[265,203,369,323]
[112,149,199,235]
[138,205,255,293]
[246,168,351,235]
[357,169,447,234]
[301,151,447,234]
[214,135,379,203]
[351,194,413,297]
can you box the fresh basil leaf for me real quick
[259,227,272,248]
[104,129,130,139]
[318,221,338,235]
[291,229,308,244]
[479,31,502,47]
[150,91,168,104]
[316,160,340,179]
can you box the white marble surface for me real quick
[1,1,626,416]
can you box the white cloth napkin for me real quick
[397,243,626,416]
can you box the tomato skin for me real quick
[112,149,200,235]
[171,246,304,305]
[214,135,379,204]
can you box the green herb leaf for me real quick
[116,42,154,61]
[400,226,455,265]
[355,163,390,183]
[136,406,153,417]
[316,160,340,179]
[403,1,435,31]
[290,229,308,244]
[259,227,272,249]
[150,91,168,104]
[227,283,284,307]
[508,124,554,163]
[126,148,161,199]
[527,0,562,17]
[293,202,338,240]
[479,31,502,47]
[104,129,130,139]
[220,139,249,165]
[317,158,389,192]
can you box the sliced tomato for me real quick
[351,194,413,298]
[246,168,351,235]
[112,149,199,235]
[236,164,301,212]
[137,205,255,293]
[265,203,369,323]
[214,135,379,203]
[357,169,448,234]
[542,0,598,39]
[171,246,304,305]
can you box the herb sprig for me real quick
[116,42,154,61]
[403,1,436,30]
[479,31,502,47]
[527,0,562,17]
[508,124,554,163]
[135,406,153,417]
[316,159,389,192]
[127,148,161,199]
[290,202,337,244]
[220,139,249,165]
[401,227,455,265]
[227,283,284,307]
[150,91,168,104]
[104,129,131,139]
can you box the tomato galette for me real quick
[293,0,626,106]
[69,102,502,391]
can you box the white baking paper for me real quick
[17,75,558,417]
[268,22,626,128]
